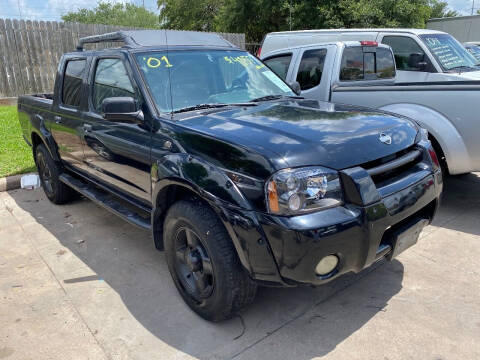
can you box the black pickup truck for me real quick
[18,30,442,321]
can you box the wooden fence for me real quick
[0,19,245,98]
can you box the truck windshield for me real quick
[134,50,295,113]
[419,34,480,71]
[466,45,480,62]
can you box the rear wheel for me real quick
[35,144,76,204]
[164,200,257,321]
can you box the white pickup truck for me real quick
[259,29,480,83]
[261,40,480,175]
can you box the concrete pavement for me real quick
[0,174,479,359]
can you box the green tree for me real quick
[158,0,222,32]
[289,0,345,30]
[157,0,448,42]
[216,0,434,41]
[292,0,432,30]
[216,0,290,42]
[429,0,458,18]
[62,2,160,28]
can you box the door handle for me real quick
[54,116,62,124]
[83,124,92,133]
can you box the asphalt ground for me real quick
[1,173,479,360]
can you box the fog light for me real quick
[315,255,339,276]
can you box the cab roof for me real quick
[267,28,446,36]
[260,40,392,57]
[76,30,237,51]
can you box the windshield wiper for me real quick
[172,102,258,114]
[173,103,229,114]
[173,96,304,112]
[250,95,283,102]
[447,65,479,72]
[249,95,304,102]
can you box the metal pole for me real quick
[289,0,292,31]
[472,0,475,15]
[16,0,22,18]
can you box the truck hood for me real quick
[434,70,480,81]
[176,99,418,172]
[451,70,480,80]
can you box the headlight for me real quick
[266,166,343,215]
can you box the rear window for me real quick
[62,59,86,107]
[263,54,292,80]
[296,49,327,90]
[340,47,395,81]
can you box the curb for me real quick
[0,173,37,192]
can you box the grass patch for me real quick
[0,105,36,178]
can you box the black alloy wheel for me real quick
[164,200,257,321]
[36,150,54,197]
[173,226,214,304]
[34,144,76,204]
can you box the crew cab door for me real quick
[262,51,298,84]
[377,33,440,83]
[50,57,88,170]
[263,45,334,101]
[82,55,152,204]
[330,45,397,107]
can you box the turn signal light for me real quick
[267,181,279,213]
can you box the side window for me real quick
[62,59,86,107]
[376,48,396,78]
[93,58,136,111]
[296,49,327,90]
[263,54,292,80]
[340,47,364,80]
[340,47,395,81]
[382,36,429,71]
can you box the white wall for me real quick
[428,15,480,43]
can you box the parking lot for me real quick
[1,173,479,360]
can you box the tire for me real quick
[164,200,257,321]
[429,136,449,176]
[35,144,76,204]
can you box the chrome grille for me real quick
[362,147,423,185]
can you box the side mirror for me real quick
[289,81,302,95]
[408,53,427,71]
[101,97,144,123]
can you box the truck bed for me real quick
[18,93,54,108]
[17,93,55,147]
[21,93,54,102]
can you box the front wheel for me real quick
[35,144,76,204]
[164,200,257,321]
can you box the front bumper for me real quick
[220,144,443,286]
[257,167,442,286]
